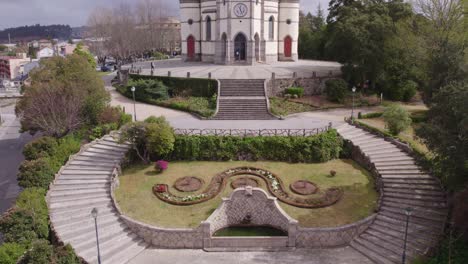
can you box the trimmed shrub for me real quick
[22,239,54,264]
[383,104,412,135]
[0,243,25,264]
[17,159,55,189]
[23,137,58,161]
[0,209,39,246]
[169,130,343,163]
[15,188,49,240]
[325,79,348,103]
[285,87,304,98]
[128,74,218,98]
[360,112,383,119]
[127,78,169,101]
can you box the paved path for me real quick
[124,59,342,79]
[129,247,373,264]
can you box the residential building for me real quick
[37,47,54,59]
[0,53,31,80]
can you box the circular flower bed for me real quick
[174,176,204,192]
[290,180,318,195]
[231,177,259,189]
[153,167,343,208]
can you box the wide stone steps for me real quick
[336,124,446,264]
[214,79,276,120]
[48,135,146,264]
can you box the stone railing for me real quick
[173,126,332,137]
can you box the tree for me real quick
[417,81,468,189]
[415,0,466,102]
[120,116,175,163]
[0,243,25,264]
[325,0,413,91]
[325,79,348,103]
[73,43,96,69]
[16,55,109,137]
[383,104,412,135]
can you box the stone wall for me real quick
[296,214,376,248]
[266,75,341,97]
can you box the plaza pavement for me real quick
[128,247,373,264]
[124,58,342,79]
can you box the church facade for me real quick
[179,0,299,65]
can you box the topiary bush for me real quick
[17,159,55,189]
[285,87,304,98]
[383,104,412,135]
[325,79,348,103]
[23,137,58,161]
[0,243,25,264]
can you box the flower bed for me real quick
[174,176,204,192]
[152,167,343,208]
[290,180,319,195]
[231,177,259,189]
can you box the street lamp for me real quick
[402,207,413,264]
[131,86,137,122]
[351,86,357,124]
[91,208,102,264]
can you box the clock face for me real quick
[233,3,248,17]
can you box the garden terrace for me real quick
[116,160,378,228]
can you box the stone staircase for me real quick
[48,134,147,264]
[213,79,276,120]
[336,124,447,264]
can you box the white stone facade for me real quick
[180,0,299,65]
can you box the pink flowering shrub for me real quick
[155,160,169,173]
[155,184,167,193]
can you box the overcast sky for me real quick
[0,0,329,30]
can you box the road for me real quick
[0,100,35,243]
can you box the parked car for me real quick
[101,65,111,72]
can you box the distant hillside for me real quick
[71,26,89,39]
[0,24,72,43]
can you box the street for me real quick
[0,100,35,243]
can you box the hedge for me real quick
[128,74,218,98]
[169,130,343,163]
[285,87,304,98]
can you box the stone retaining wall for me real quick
[266,76,340,97]
[296,214,376,248]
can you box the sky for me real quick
[0,0,330,30]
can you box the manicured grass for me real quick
[269,97,316,116]
[157,96,216,117]
[115,160,378,228]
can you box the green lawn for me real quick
[115,160,378,228]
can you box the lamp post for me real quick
[131,86,137,121]
[351,86,357,123]
[91,208,101,264]
[402,207,413,264]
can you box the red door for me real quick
[187,36,195,60]
[284,36,292,58]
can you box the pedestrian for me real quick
[151,62,155,71]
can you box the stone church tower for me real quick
[179,0,299,65]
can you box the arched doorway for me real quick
[234,33,247,61]
[254,33,260,62]
[187,36,195,60]
[284,36,292,58]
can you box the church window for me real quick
[269,16,274,40]
[206,16,212,41]
[188,19,193,25]
[286,19,292,25]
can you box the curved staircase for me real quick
[48,134,147,264]
[337,124,447,264]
